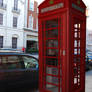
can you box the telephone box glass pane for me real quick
[46,58,58,66]
[46,29,58,38]
[46,19,58,38]
[46,19,58,28]
[45,19,59,92]
[46,49,58,56]
[46,40,58,48]
[73,20,82,88]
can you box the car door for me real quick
[5,55,23,87]
[21,55,38,87]
[0,55,24,91]
[0,56,7,91]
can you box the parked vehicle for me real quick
[86,55,90,71]
[0,52,38,91]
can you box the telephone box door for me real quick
[40,16,63,92]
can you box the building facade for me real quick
[86,30,92,51]
[0,0,38,53]
[0,0,25,51]
[24,0,38,53]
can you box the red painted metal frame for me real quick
[38,0,86,92]
[39,15,63,92]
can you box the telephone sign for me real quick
[41,3,64,13]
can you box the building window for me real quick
[0,36,3,48]
[13,17,17,27]
[14,0,18,10]
[0,0,3,5]
[12,37,17,48]
[29,15,33,29]
[29,0,34,11]
[0,13,3,25]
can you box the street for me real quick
[86,70,92,92]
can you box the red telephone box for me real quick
[38,0,86,92]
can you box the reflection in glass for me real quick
[22,56,38,69]
[74,40,77,47]
[8,56,19,63]
[46,58,58,66]
[74,24,78,28]
[74,49,77,55]
[74,32,77,38]
[46,29,58,38]
[46,40,58,48]
[74,57,80,63]
[46,76,58,84]
[46,49,58,56]
[45,19,59,91]
[2,57,7,63]
[46,19,58,28]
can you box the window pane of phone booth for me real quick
[46,58,58,66]
[46,39,58,48]
[46,49,58,56]
[46,86,59,92]
[46,19,58,28]
[73,21,82,88]
[46,29,58,38]
[46,76,58,85]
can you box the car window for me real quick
[7,56,21,69]
[0,56,7,69]
[0,56,3,69]
[1,56,7,63]
[8,56,19,63]
[22,56,38,69]
[0,56,22,70]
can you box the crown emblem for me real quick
[49,0,54,4]
[77,0,80,5]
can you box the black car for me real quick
[0,52,38,91]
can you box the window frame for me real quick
[29,1,34,11]
[0,0,3,5]
[0,36,3,48]
[29,15,33,29]
[13,16,18,28]
[0,13,3,25]
[12,37,17,49]
[14,0,18,10]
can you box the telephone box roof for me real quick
[38,0,86,14]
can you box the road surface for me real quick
[86,70,92,92]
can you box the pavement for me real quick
[86,70,92,92]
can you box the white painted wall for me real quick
[0,0,38,50]
[0,0,25,49]
[86,30,92,51]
